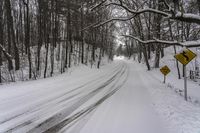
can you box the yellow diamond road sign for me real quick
[174,48,197,66]
[160,65,171,76]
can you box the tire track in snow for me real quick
[2,64,123,133]
[1,62,126,133]
[0,63,122,125]
[26,64,127,133]
[46,64,129,133]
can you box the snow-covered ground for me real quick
[0,58,200,133]
[148,47,200,105]
[134,62,200,133]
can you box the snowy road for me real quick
[0,61,128,133]
[0,60,200,133]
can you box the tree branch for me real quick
[90,0,107,11]
[106,2,170,17]
[122,35,200,48]
[106,2,200,24]
[81,23,99,31]
[85,1,200,32]
[174,12,200,25]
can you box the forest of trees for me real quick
[1,0,200,83]
[0,0,116,83]
[94,0,200,79]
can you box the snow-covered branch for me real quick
[106,2,200,25]
[84,1,200,32]
[106,2,170,17]
[174,12,200,24]
[0,44,12,61]
[90,0,107,11]
[81,23,99,31]
[122,35,200,48]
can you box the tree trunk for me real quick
[0,9,3,83]
[23,0,32,79]
[5,0,20,71]
[142,44,151,70]
[44,43,49,78]
[81,4,84,64]
[168,20,181,79]
[36,0,43,73]
[67,0,72,68]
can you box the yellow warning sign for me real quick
[174,48,197,65]
[160,65,171,76]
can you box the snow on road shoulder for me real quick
[135,62,200,133]
[156,46,200,104]
[0,62,115,100]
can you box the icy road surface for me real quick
[0,60,200,133]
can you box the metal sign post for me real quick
[174,48,196,101]
[164,75,166,84]
[183,65,187,101]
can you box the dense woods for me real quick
[0,0,116,83]
[0,0,200,83]
[95,0,200,79]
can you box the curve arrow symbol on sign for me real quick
[182,51,189,61]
